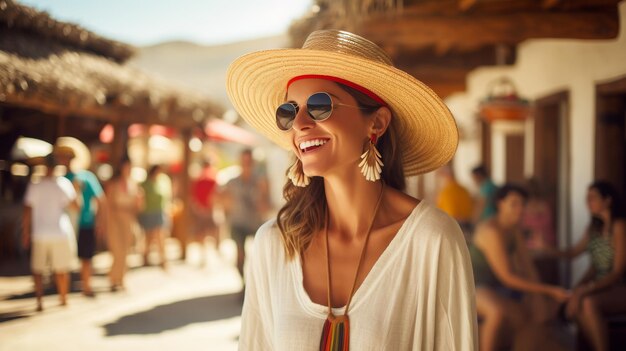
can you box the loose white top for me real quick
[24,176,76,240]
[239,201,478,350]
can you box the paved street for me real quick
[0,239,244,351]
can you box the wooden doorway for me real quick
[480,120,492,176]
[595,76,626,199]
[533,91,570,285]
[505,134,525,184]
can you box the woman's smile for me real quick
[299,138,330,154]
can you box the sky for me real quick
[19,0,313,46]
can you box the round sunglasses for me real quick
[275,92,368,131]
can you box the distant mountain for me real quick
[129,35,290,112]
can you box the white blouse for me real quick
[239,201,477,350]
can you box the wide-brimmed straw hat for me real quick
[53,136,91,171]
[53,145,75,159]
[226,30,458,176]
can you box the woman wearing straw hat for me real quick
[227,30,477,350]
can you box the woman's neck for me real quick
[495,213,518,232]
[323,175,384,241]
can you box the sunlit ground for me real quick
[0,238,246,351]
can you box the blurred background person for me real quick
[522,177,555,251]
[22,153,79,311]
[105,158,142,291]
[471,164,498,224]
[189,160,220,267]
[436,163,474,240]
[139,165,171,270]
[469,184,570,351]
[54,144,107,297]
[221,149,270,282]
[547,180,626,351]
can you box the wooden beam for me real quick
[458,0,478,12]
[1,94,201,130]
[399,60,469,98]
[392,45,516,70]
[421,0,622,15]
[389,45,517,98]
[403,63,467,84]
[424,81,467,99]
[361,9,619,53]
[542,0,562,9]
[2,94,118,122]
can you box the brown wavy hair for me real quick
[276,82,406,259]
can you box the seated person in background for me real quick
[522,177,555,250]
[547,180,626,351]
[470,184,570,351]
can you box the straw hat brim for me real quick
[226,48,458,176]
[54,137,91,171]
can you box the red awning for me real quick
[204,119,258,145]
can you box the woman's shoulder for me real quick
[474,218,497,233]
[472,220,501,245]
[406,199,460,230]
[399,198,466,247]
[254,218,279,238]
[251,219,285,256]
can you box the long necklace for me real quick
[319,185,385,351]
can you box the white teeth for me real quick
[299,139,328,150]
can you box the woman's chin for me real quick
[301,164,325,178]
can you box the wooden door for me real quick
[533,91,569,285]
[480,119,492,176]
[595,76,626,199]
[534,94,564,224]
[505,134,525,184]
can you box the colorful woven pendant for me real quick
[319,314,350,351]
[318,185,385,351]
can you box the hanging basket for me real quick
[479,77,530,122]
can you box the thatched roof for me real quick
[0,0,134,63]
[0,0,223,129]
[289,0,403,48]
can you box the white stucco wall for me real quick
[446,1,626,284]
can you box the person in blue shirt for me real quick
[472,165,498,223]
[55,145,108,297]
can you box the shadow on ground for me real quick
[0,311,31,323]
[102,292,243,336]
[4,271,99,300]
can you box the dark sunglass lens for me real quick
[276,103,297,130]
[307,93,332,121]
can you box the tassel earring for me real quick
[288,158,310,187]
[359,134,383,182]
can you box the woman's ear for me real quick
[370,106,392,136]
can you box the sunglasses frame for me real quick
[275,92,367,131]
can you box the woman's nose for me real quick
[291,106,315,131]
